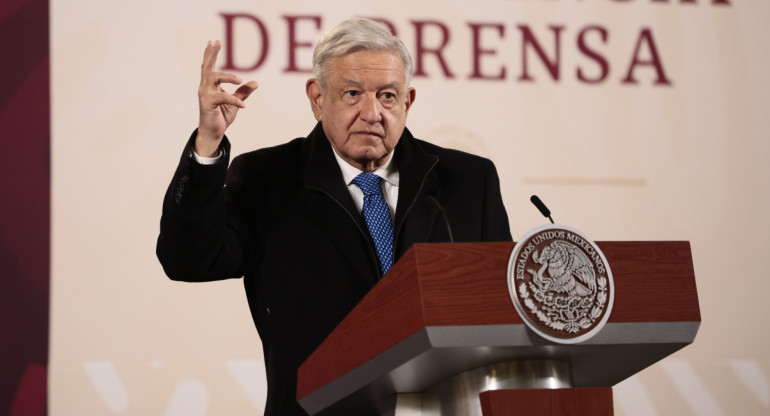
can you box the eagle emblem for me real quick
[530,241,596,297]
[507,225,614,344]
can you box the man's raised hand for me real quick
[195,40,259,157]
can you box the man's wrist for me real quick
[192,148,224,165]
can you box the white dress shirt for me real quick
[331,148,399,219]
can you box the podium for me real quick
[297,242,700,415]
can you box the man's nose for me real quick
[359,94,383,123]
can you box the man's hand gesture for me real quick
[195,40,259,157]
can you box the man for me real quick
[157,18,511,415]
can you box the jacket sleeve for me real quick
[156,131,247,282]
[481,160,513,242]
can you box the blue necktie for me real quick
[352,172,394,275]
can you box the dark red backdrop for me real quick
[0,0,50,414]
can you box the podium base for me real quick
[391,360,573,416]
[480,388,614,416]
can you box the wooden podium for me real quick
[297,242,700,415]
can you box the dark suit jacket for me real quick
[157,122,511,415]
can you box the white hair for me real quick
[312,18,414,88]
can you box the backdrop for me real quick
[42,0,770,414]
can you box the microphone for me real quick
[427,195,454,243]
[530,195,554,224]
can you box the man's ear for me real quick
[404,87,416,114]
[306,79,323,121]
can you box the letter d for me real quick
[220,13,269,71]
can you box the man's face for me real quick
[306,50,416,172]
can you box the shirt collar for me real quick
[332,147,400,188]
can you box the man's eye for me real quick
[345,90,359,97]
[379,92,397,108]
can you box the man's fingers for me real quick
[200,72,244,93]
[233,81,259,102]
[201,40,222,75]
[210,72,243,87]
[209,91,246,109]
[199,40,257,110]
[202,40,222,73]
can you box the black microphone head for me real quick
[530,195,551,218]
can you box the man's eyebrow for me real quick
[336,79,402,91]
[338,79,360,86]
[378,82,401,91]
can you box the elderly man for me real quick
[157,18,511,415]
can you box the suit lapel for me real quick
[299,123,382,282]
[300,123,364,230]
[392,128,440,257]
